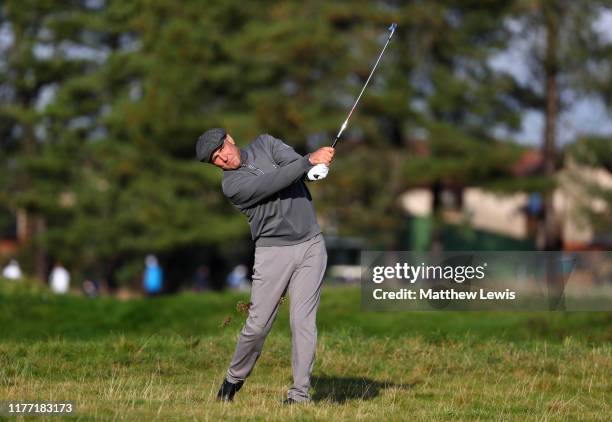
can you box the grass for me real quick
[0,280,611,420]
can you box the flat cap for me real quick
[196,128,227,163]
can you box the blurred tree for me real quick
[0,0,99,280]
[1,0,249,285]
[312,1,527,248]
[507,0,612,249]
[38,0,249,285]
[3,0,610,286]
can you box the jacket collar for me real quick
[222,149,249,173]
[239,149,249,166]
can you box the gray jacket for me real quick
[222,134,321,247]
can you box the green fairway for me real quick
[0,281,610,420]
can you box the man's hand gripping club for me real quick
[307,147,334,181]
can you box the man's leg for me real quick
[225,245,296,384]
[286,234,327,402]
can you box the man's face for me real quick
[210,134,241,170]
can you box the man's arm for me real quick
[265,134,334,182]
[265,134,303,166]
[223,156,313,209]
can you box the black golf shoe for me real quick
[216,379,244,402]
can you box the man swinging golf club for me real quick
[198,22,396,405]
[197,128,333,404]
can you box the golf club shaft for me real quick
[331,23,397,148]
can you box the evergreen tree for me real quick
[313,1,526,247]
[507,0,612,249]
[2,0,609,286]
[0,0,98,279]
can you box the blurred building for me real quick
[558,158,612,249]
[400,150,612,251]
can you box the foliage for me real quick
[1,1,611,283]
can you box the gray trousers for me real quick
[225,233,327,402]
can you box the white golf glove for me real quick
[307,163,329,181]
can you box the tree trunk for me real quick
[16,210,47,282]
[542,2,565,310]
[541,2,561,251]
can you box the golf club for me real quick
[331,22,397,148]
[308,23,396,180]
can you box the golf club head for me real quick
[388,23,397,37]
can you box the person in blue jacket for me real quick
[143,255,163,296]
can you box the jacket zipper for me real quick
[241,163,265,175]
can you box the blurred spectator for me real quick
[82,278,100,298]
[526,192,543,217]
[193,265,210,292]
[143,255,163,296]
[2,259,23,281]
[49,262,70,294]
[227,264,249,291]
